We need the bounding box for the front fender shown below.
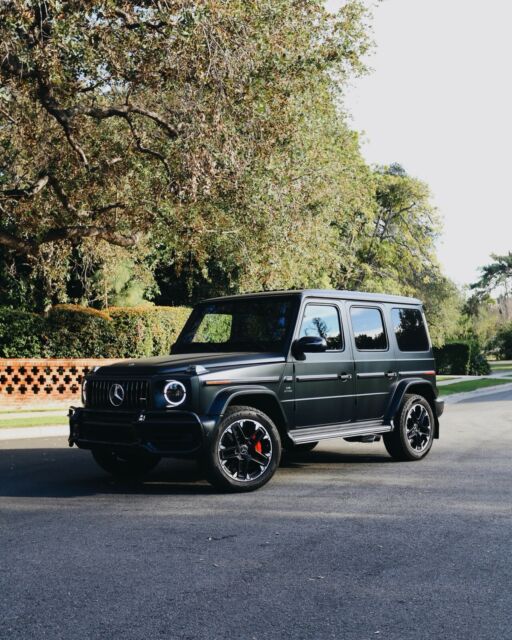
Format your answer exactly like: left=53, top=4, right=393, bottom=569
left=207, top=385, right=283, bottom=417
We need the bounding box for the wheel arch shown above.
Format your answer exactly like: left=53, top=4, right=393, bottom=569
left=384, top=378, right=440, bottom=438
left=207, top=386, right=291, bottom=445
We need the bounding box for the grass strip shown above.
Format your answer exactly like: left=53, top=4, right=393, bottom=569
left=0, top=416, right=69, bottom=429
left=0, top=407, right=68, bottom=415
left=439, top=378, right=512, bottom=396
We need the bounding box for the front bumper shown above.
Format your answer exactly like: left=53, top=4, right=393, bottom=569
left=69, top=407, right=214, bottom=457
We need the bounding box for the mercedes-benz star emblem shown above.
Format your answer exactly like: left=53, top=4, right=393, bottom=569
left=109, top=383, right=125, bottom=407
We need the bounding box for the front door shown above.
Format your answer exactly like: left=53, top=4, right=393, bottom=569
left=348, top=304, right=397, bottom=422
left=293, top=301, right=355, bottom=428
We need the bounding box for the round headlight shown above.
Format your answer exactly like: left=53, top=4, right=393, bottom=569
left=81, top=379, right=87, bottom=405
left=163, top=380, right=186, bottom=407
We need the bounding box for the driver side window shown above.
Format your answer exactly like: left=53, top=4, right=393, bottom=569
left=299, top=304, right=343, bottom=351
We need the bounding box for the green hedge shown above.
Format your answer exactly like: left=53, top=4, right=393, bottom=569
left=434, top=342, right=471, bottom=375
left=434, top=340, right=491, bottom=376
left=0, top=308, right=46, bottom=358
left=108, top=306, right=191, bottom=358
left=0, top=304, right=191, bottom=359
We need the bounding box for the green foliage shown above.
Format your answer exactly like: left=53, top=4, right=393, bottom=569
left=0, top=1, right=465, bottom=349
left=109, top=306, right=191, bottom=358
left=468, top=344, right=491, bottom=376
left=194, top=314, right=232, bottom=344
left=45, top=305, right=117, bottom=358
left=434, top=343, right=471, bottom=376
left=491, top=322, right=512, bottom=360
left=0, top=305, right=190, bottom=359
left=471, top=253, right=512, bottom=300
left=0, top=0, right=372, bottom=308
left=434, top=339, right=490, bottom=376
left=0, top=308, right=45, bottom=357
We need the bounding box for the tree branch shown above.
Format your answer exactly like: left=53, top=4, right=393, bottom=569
left=126, top=116, right=172, bottom=181
left=0, top=224, right=139, bottom=256
left=83, top=105, right=178, bottom=138
left=0, top=230, right=33, bottom=254
left=41, top=226, right=140, bottom=247
left=1, top=172, right=49, bottom=200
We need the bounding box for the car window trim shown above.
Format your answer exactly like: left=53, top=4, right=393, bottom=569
left=297, top=301, right=345, bottom=353
left=349, top=304, right=389, bottom=353
left=391, top=306, right=431, bottom=353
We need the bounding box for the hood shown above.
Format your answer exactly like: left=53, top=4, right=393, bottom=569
left=93, top=352, right=286, bottom=377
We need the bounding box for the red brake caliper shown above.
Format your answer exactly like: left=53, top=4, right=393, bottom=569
left=251, top=433, right=262, bottom=454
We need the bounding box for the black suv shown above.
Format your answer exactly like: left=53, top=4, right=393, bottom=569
left=69, top=290, right=444, bottom=491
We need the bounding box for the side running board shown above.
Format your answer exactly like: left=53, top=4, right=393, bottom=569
left=288, top=420, right=392, bottom=445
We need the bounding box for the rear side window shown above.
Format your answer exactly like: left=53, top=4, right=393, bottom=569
left=350, top=307, right=387, bottom=350
left=299, top=304, right=343, bottom=350
left=392, top=308, right=430, bottom=352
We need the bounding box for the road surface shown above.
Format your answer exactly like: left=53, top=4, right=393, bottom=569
left=1, top=390, right=511, bottom=639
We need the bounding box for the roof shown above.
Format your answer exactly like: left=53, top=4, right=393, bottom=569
left=203, top=289, right=422, bottom=305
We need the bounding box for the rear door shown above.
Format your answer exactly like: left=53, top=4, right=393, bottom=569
left=292, top=300, right=355, bottom=427
left=348, top=304, right=397, bottom=422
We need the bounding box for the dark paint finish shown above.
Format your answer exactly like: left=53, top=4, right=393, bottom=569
left=70, top=289, right=443, bottom=457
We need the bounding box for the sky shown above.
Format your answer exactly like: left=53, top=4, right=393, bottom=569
left=327, top=0, right=512, bottom=286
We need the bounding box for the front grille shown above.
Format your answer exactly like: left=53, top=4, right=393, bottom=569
left=76, top=409, right=203, bottom=453
left=87, top=379, right=150, bottom=410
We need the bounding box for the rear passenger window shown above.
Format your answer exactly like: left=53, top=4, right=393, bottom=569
left=350, top=307, right=387, bottom=350
left=299, top=304, right=343, bottom=350
left=392, top=308, right=430, bottom=351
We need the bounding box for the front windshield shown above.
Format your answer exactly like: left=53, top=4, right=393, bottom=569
left=173, top=296, right=299, bottom=353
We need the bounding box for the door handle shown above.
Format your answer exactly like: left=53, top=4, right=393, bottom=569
left=339, top=373, right=352, bottom=381
left=386, top=371, right=398, bottom=379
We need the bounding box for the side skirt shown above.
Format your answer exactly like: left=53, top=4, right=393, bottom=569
left=288, top=420, right=392, bottom=445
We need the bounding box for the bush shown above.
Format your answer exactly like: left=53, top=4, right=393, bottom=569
left=45, top=305, right=116, bottom=358
left=491, top=322, right=512, bottom=361
left=108, top=306, right=191, bottom=358
left=434, top=342, right=471, bottom=375
left=0, top=304, right=191, bottom=359
left=0, top=308, right=46, bottom=358
left=434, top=340, right=491, bottom=376
left=467, top=340, right=491, bottom=375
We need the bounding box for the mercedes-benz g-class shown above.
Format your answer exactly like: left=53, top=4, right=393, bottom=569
left=69, top=290, right=444, bottom=491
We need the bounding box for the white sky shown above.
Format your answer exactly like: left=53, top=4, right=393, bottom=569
left=327, top=0, right=512, bottom=286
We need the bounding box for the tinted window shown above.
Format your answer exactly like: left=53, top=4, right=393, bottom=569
left=392, top=308, right=429, bottom=351
left=299, top=304, right=343, bottom=350
left=174, top=297, right=298, bottom=353
left=350, top=307, right=387, bottom=350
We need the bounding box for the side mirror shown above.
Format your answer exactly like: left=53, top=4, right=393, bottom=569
left=293, top=335, right=327, bottom=356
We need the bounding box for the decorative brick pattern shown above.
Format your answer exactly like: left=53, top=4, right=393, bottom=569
left=0, top=359, right=123, bottom=408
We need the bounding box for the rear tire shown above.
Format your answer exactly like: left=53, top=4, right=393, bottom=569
left=384, top=394, right=435, bottom=461
left=91, top=448, right=161, bottom=478
left=203, top=405, right=282, bottom=492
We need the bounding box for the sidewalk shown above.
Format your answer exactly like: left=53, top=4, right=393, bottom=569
left=0, top=425, right=69, bottom=441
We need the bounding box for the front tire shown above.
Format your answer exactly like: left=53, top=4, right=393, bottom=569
left=91, top=448, right=161, bottom=478
left=204, top=406, right=282, bottom=492
left=384, top=394, right=435, bottom=461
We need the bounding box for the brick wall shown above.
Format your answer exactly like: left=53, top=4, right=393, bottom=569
left=0, top=359, right=123, bottom=409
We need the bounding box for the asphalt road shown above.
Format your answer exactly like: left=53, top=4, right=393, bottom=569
left=1, top=391, right=511, bottom=640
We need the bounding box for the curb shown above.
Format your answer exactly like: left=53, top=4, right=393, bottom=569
left=0, top=425, right=69, bottom=441
left=443, top=382, right=512, bottom=404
